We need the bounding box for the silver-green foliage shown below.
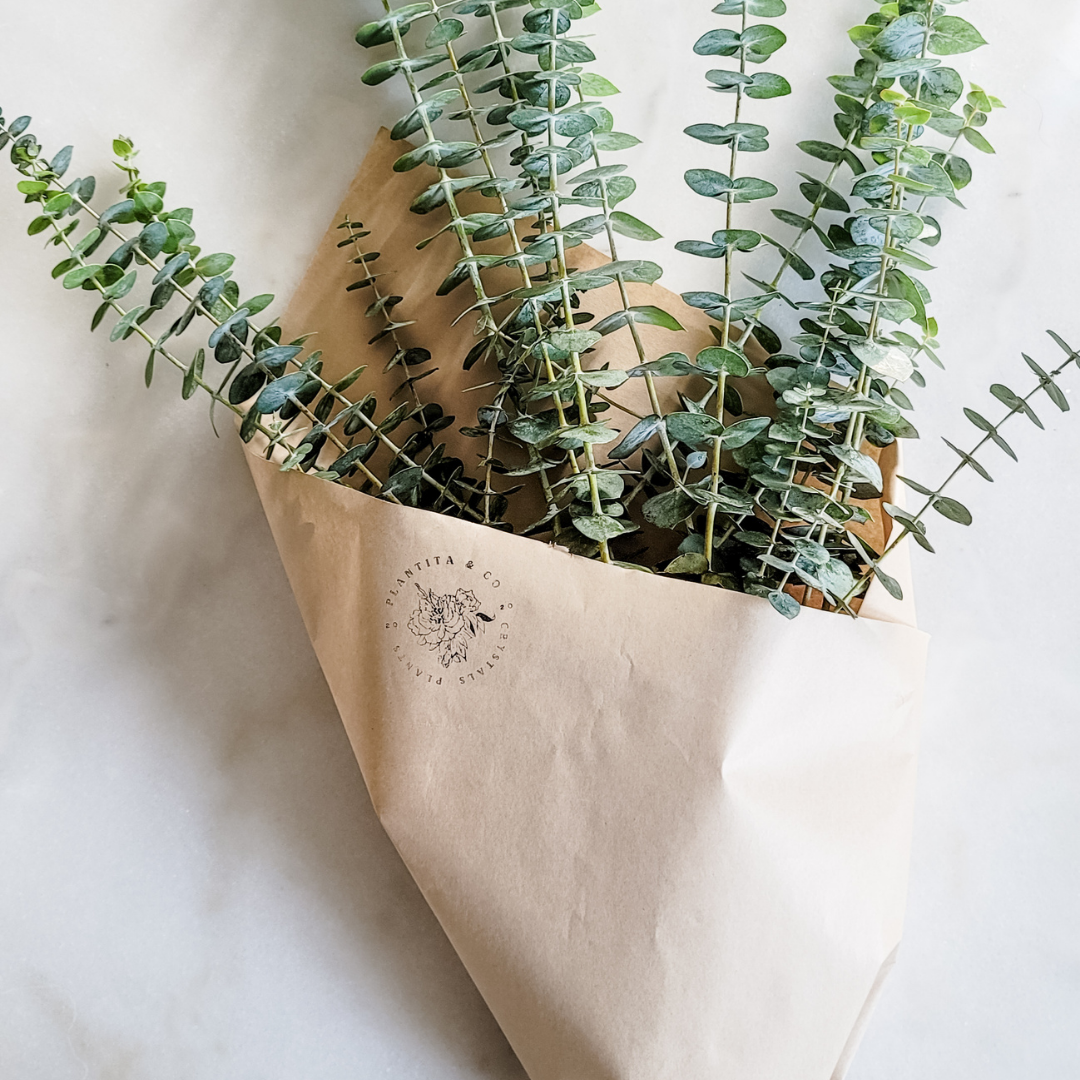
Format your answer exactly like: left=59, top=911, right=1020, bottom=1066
left=647, top=0, right=1073, bottom=616
left=357, top=0, right=684, bottom=564
left=4, top=0, right=1078, bottom=619
left=0, top=117, right=487, bottom=520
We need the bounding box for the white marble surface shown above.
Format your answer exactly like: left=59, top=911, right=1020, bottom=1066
left=1, top=1, right=1078, bottom=1076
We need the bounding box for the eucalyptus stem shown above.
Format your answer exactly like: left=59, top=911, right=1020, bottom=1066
left=847, top=332, right=1080, bottom=604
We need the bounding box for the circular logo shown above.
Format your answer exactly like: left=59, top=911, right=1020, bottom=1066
left=383, top=554, right=514, bottom=687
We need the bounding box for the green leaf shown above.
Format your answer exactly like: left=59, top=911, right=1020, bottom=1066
left=195, top=253, right=235, bottom=277
left=109, top=305, right=146, bottom=342
left=242, top=293, right=275, bottom=316
left=1024, top=352, right=1070, bottom=412
left=183, top=348, right=204, bottom=400
left=871, top=562, right=904, bottom=600
left=133, top=190, right=163, bottom=219
left=771, top=208, right=832, bottom=247
left=354, top=4, right=430, bottom=47
left=883, top=503, right=936, bottom=552
left=884, top=246, right=936, bottom=272
left=626, top=305, right=683, bottom=331
left=932, top=496, right=973, bottom=525
left=941, top=154, right=972, bottom=190
left=719, top=416, right=771, bottom=448
left=761, top=234, right=815, bottom=280
left=928, top=15, right=987, bottom=56
left=962, top=127, right=995, bottom=154
left=382, top=467, right=424, bottom=500
left=506, top=413, right=559, bottom=446
left=768, top=590, right=801, bottom=619
left=963, top=408, right=1017, bottom=460
left=739, top=23, right=787, bottom=63
left=872, top=13, right=927, bottom=61
left=675, top=240, right=724, bottom=259
left=51, top=258, right=78, bottom=280
left=609, top=211, right=661, bottom=241
left=102, top=269, right=138, bottom=301
left=686, top=122, right=770, bottom=152
left=943, top=438, right=994, bottom=482
left=665, top=412, right=725, bottom=449
left=745, top=71, right=791, bottom=98
left=50, top=145, right=73, bottom=177
left=579, top=72, right=620, bottom=96
left=818, top=558, right=856, bottom=604
left=44, top=191, right=73, bottom=214
left=714, top=229, right=763, bottom=254
left=797, top=140, right=860, bottom=173
left=255, top=372, right=308, bottom=414
left=239, top=403, right=261, bottom=443
left=328, top=441, right=377, bottom=475
left=98, top=199, right=136, bottom=227
left=138, top=221, right=168, bottom=259
left=664, top=553, right=709, bottom=576
left=848, top=24, right=880, bottom=48
left=832, top=443, right=883, bottom=490
left=712, top=0, right=786, bottom=14
left=608, top=414, right=662, bottom=459
left=685, top=169, right=779, bottom=203
left=797, top=173, right=849, bottom=213
left=603, top=259, right=663, bottom=285
left=426, top=17, right=463, bottom=46
left=902, top=65, right=964, bottom=108
left=1048, top=329, right=1078, bottom=360
left=572, top=513, right=636, bottom=542
left=567, top=372, right=623, bottom=395
left=851, top=340, right=915, bottom=381
left=990, top=383, right=1043, bottom=428
left=877, top=57, right=941, bottom=79
left=900, top=161, right=954, bottom=198
left=557, top=423, right=620, bottom=445
left=886, top=269, right=928, bottom=330
left=695, top=347, right=751, bottom=377
left=708, top=70, right=791, bottom=98
left=900, top=475, right=937, bottom=498
left=62, top=264, right=105, bottom=289
left=548, top=329, right=602, bottom=353
left=592, top=131, right=642, bottom=152
left=642, top=487, right=699, bottom=529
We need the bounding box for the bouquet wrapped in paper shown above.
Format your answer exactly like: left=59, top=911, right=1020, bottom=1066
left=4, top=1, right=1076, bottom=1075
left=246, top=132, right=928, bottom=1080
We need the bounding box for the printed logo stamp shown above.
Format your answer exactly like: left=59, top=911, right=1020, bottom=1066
left=383, top=554, right=513, bottom=685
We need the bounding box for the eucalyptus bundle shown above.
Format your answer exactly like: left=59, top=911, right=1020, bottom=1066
left=3, top=0, right=1076, bottom=622
left=2, top=0, right=1071, bottom=622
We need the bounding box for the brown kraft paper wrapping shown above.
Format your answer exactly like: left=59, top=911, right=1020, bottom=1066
left=243, top=130, right=930, bottom=1079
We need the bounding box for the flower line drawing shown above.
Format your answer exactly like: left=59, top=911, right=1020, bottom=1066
left=407, top=584, right=494, bottom=668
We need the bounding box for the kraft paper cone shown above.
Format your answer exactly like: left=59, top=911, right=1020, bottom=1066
left=242, top=130, right=929, bottom=1079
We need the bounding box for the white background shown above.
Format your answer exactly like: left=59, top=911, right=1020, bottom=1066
left=1, top=0, right=1078, bottom=1076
